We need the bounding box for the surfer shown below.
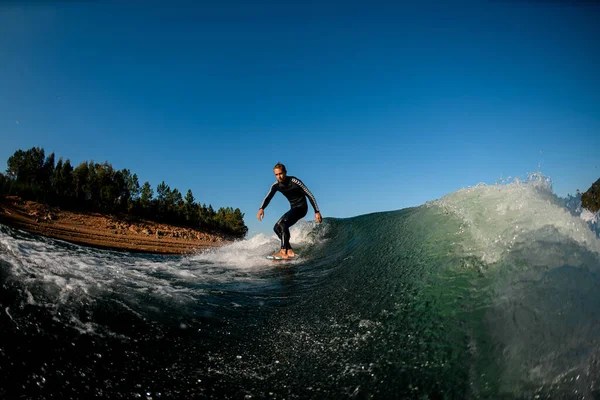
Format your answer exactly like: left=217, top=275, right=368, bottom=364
left=257, top=163, right=322, bottom=259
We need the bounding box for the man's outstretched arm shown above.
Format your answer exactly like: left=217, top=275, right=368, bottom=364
left=258, top=183, right=277, bottom=222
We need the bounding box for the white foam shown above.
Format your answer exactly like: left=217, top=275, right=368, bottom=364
left=580, top=208, right=598, bottom=224
left=431, top=173, right=600, bottom=264
left=0, top=219, right=326, bottom=311
left=189, top=232, right=280, bottom=268
left=188, top=220, right=325, bottom=268
left=287, top=220, right=327, bottom=245
left=0, top=225, right=254, bottom=308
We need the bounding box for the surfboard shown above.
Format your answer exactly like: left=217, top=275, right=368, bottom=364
left=266, top=255, right=296, bottom=261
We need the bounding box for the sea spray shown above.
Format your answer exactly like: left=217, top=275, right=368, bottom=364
left=427, top=174, right=600, bottom=398
left=432, top=172, right=600, bottom=265
left=1, top=175, right=599, bottom=399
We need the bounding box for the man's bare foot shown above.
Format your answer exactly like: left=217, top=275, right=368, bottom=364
left=287, top=249, right=295, bottom=258
left=273, top=249, right=289, bottom=259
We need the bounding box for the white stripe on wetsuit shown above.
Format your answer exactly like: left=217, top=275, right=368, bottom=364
left=260, top=182, right=277, bottom=209
left=291, top=177, right=319, bottom=213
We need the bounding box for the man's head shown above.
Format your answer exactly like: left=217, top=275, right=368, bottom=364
left=273, top=162, right=287, bottom=183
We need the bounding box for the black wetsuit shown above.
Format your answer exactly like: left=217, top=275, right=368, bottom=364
left=259, top=176, right=320, bottom=251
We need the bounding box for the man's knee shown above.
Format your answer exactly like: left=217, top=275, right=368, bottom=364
left=274, top=220, right=286, bottom=234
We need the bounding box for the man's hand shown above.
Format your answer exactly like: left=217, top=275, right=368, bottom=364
left=257, top=209, right=264, bottom=222
left=315, top=212, right=322, bottom=223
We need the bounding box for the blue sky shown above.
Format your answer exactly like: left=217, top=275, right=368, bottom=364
left=1, top=1, right=599, bottom=236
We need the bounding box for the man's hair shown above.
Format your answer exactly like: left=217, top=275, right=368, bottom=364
left=273, top=162, right=287, bottom=173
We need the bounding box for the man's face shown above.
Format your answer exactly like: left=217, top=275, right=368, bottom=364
left=274, top=168, right=286, bottom=183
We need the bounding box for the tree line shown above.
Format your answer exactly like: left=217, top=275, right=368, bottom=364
left=0, top=147, right=247, bottom=237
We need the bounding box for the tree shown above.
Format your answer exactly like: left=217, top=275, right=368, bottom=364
left=184, top=189, right=195, bottom=206
left=59, top=159, right=75, bottom=205
left=184, top=189, right=196, bottom=222
left=6, top=147, right=45, bottom=183
left=52, top=158, right=63, bottom=201
left=6, top=147, right=50, bottom=199
left=124, top=171, right=140, bottom=212
left=230, top=208, right=248, bottom=236
left=156, top=181, right=171, bottom=216
left=128, top=172, right=141, bottom=201
left=40, top=152, right=55, bottom=195
left=0, top=172, right=9, bottom=197
left=52, top=157, right=75, bottom=205
left=156, top=181, right=170, bottom=203
left=581, top=178, right=600, bottom=213
left=170, top=188, right=182, bottom=204
left=169, top=188, right=183, bottom=216
left=94, top=162, right=122, bottom=211
left=73, top=162, right=90, bottom=205
left=140, top=181, right=153, bottom=209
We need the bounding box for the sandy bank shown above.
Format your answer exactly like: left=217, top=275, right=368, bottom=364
left=0, top=196, right=231, bottom=255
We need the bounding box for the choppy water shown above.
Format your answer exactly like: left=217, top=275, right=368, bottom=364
left=1, top=176, right=599, bottom=399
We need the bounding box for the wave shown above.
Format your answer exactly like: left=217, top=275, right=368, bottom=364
left=1, top=174, right=599, bottom=399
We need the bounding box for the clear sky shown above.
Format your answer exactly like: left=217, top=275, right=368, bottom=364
left=1, top=0, right=599, bottom=237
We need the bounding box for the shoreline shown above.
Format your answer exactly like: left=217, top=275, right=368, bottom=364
left=0, top=196, right=232, bottom=255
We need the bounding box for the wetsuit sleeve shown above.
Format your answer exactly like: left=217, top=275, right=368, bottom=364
left=293, top=178, right=320, bottom=213
left=259, top=182, right=278, bottom=209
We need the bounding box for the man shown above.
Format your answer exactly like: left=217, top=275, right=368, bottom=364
left=257, top=163, right=322, bottom=259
